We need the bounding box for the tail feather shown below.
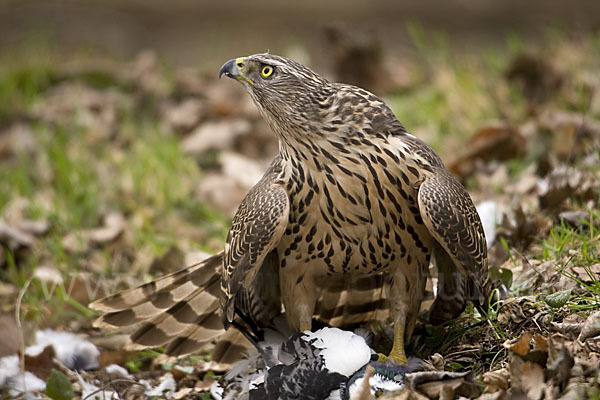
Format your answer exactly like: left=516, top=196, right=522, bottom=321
left=91, top=252, right=227, bottom=357
left=210, top=329, right=251, bottom=364
left=162, top=312, right=226, bottom=356
left=128, top=289, right=222, bottom=347
left=315, top=274, right=389, bottom=327
left=91, top=252, right=223, bottom=328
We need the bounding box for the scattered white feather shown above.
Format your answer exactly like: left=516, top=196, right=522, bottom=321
left=348, top=372, right=404, bottom=397
left=476, top=200, right=501, bottom=249
left=302, top=327, right=371, bottom=377
left=209, top=381, right=224, bottom=400
left=77, top=372, right=120, bottom=400
left=26, top=329, right=99, bottom=370
left=7, top=371, right=46, bottom=397
left=0, top=355, right=46, bottom=397
left=143, top=373, right=176, bottom=397
left=0, top=355, right=20, bottom=387
left=105, top=363, right=130, bottom=378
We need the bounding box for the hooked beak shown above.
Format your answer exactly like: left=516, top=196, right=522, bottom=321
left=219, top=57, right=254, bottom=85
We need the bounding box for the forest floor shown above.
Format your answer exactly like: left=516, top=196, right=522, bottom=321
left=0, top=28, right=599, bottom=399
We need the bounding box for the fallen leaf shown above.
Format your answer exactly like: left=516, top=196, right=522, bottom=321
left=449, top=124, right=526, bottom=179
left=0, top=219, right=35, bottom=250
left=545, top=288, right=572, bottom=308
left=481, top=368, right=510, bottom=392
left=45, top=368, right=74, bottom=400
left=578, top=310, right=600, bottom=342
left=0, top=312, right=27, bottom=359
left=546, top=346, right=574, bottom=391
left=520, top=361, right=544, bottom=400
left=25, top=345, right=56, bottom=380
left=162, top=98, right=206, bottom=132
left=558, top=210, right=595, bottom=229
left=504, top=332, right=533, bottom=356
left=173, top=387, right=194, bottom=399
left=195, top=373, right=217, bottom=391
left=89, top=212, right=125, bottom=244
left=506, top=51, right=563, bottom=103
left=149, top=246, right=185, bottom=275
left=17, top=219, right=50, bottom=236
left=350, top=364, right=375, bottom=400
left=195, top=172, right=248, bottom=217
left=550, top=321, right=584, bottom=336
left=532, top=334, right=548, bottom=352
left=538, top=165, right=599, bottom=211
left=495, top=206, right=542, bottom=251
left=180, top=119, right=251, bottom=155
left=220, top=151, right=266, bottom=189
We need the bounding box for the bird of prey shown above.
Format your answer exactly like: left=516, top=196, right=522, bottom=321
left=91, top=53, right=492, bottom=366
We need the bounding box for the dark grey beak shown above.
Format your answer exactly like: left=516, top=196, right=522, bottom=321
left=219, top=59, right=238, bottom=79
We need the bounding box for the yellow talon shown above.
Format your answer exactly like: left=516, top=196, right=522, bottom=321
left=378, top=323, right=409, bottom=365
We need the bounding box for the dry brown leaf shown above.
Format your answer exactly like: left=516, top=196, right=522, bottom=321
left=546, top=346, right=574, bottom=391
left=195, top=359, right=232, bottom=373
left=173, top=388, right=194, bottom=399
left=379, top=387, right=429, bottom=400
left=180, top=119, right=251, bottom=155
left=162, top=98, right=206, bottom=132
left=17, top=219, right=49, bottom=236
left=558, top=210, right=595, bottom=229
left=538, top=165, right=599, bottom=211
left=350, top=364, right=374, bottom=400
left=194, top=373, right=216, bottom=391
left=195, top=172, right=248, bottom=217
left=520, top=361, right=544, bottom=400
left=89, top=212, right=125, bottom=244
left=497, top=296, right=540, bottom=326
left=416, top=376, right=479, bottom=400
left=504, top=332, right=533, bottom=356
left=24, top=345, right=56, bottom=380
left=482, top=369, right=510, bottom=393
left=533, top=334, right=548, bottom=352
left=220, top=151, right=266, bottom=189
left=506, top=52, right=563, bottom=103
left=62, top=212, right=126, bottom=253
left=578, top=310, right=600, bottom=343
left=33, top=265, right=63, bottom=286
left=0, top=219, right=35, bottom=250
left=495, top=206, right=542, bottom=251
left=149, top=246, right=185, bottom=275
left=449, top=124, right=526, bottom=179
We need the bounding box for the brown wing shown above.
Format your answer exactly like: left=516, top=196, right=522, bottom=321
left=417, top=169, right=491, bottom=322
left=90, top=253, right=227, bottom=356
left=222, top=157, right=289, bottom=324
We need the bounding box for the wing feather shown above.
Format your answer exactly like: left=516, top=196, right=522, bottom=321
left=417, top=170, right=490, bottom=312
left=222, top=157, right=290, bottom=324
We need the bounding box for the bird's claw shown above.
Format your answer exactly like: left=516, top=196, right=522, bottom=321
left=377, top=352, right=408, bottom=365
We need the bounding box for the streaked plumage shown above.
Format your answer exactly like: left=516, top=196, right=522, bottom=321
left=91, top=53, right=492, bottom=367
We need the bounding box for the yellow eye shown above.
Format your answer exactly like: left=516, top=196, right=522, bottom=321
left=261, top=65, right=274, bottom=77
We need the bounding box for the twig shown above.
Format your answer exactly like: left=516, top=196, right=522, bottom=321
left=15, top=277, right=34, bottom=386
left=83, top=379, right=145, bottom=400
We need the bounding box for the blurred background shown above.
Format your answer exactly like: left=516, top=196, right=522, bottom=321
left=2, top=0, right=600, bottom=70
left=1, top=1, right=599, bottom=396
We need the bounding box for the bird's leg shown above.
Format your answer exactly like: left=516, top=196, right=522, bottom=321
left=281, top=267, right=318, bottom=332
left=387, top=322, right=409, bottom=364
left=379, top=263, right=426, bottom=365
left=377, top=312, right=409, bottom=365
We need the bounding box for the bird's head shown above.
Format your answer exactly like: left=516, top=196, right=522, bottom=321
left=219, top=53, right=335, bottom=139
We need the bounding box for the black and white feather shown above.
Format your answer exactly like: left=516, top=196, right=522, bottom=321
left=212, top=326, right=411, bottom=400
